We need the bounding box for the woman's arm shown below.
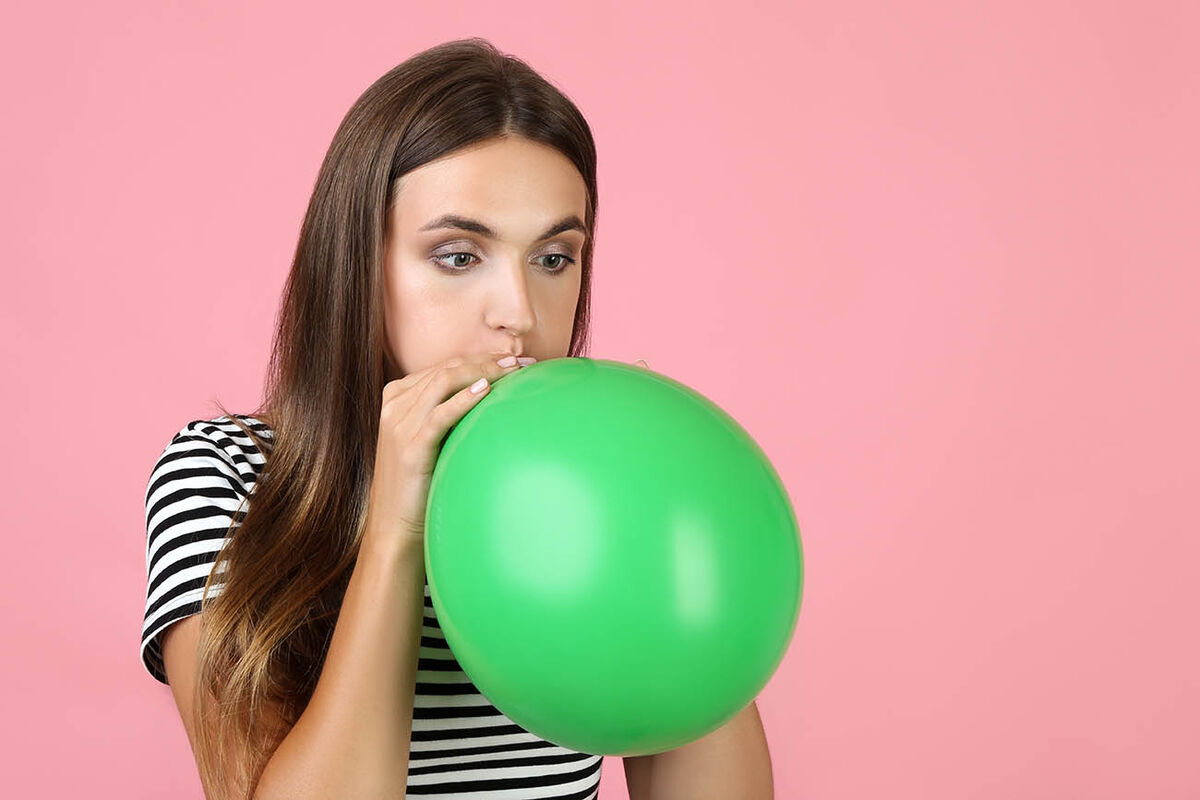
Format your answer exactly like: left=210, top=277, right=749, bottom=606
left=253, top=533, right=426, bottom=799
left=625, top=702, right=774, bottom=800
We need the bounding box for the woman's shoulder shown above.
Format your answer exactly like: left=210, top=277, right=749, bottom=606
left=152, top=413, right=275, bottom=486
left=166, top=413, right=274, bottom=445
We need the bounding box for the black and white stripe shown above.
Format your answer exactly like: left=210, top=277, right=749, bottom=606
left=142, top=414, right=603, bottom=799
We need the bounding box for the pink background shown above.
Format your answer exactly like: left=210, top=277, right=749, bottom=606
left=2, top=1, right=1197, bottom=797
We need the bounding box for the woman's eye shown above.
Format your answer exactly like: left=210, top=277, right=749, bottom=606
left=432, top=252, right=478, bottom=271
left=431, top=252, right=576, bottom=274
left=536, top=253, right=576, bottom=273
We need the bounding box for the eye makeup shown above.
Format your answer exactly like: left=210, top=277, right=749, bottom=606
left=429, top=243, right=578, bottom=275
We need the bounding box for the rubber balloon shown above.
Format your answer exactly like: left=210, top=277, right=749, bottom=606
left=424, top=357, right=802, bottom=756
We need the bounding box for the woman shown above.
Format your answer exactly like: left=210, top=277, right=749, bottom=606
left=141, top=38, right=619, bottom=799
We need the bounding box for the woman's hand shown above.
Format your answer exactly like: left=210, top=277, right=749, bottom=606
left=364, top=351, right=535, bottom=549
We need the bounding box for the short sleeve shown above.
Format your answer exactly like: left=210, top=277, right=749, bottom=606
left=140, top=419, right=253, bottom=685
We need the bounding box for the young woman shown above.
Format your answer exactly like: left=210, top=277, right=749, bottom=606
left=141, top=38, right=620, bottom=800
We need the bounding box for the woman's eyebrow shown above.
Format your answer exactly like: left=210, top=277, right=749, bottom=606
left=419, top=213, right=586, bottom=242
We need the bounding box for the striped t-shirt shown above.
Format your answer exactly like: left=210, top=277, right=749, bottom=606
left=141, top=414, right=604, bottom=799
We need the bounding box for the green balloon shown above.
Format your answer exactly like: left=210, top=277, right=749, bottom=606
left=425, top=357, right=803, bottom=756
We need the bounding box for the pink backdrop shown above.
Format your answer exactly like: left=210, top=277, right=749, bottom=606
left=2, top=2, right=1197, bottom=797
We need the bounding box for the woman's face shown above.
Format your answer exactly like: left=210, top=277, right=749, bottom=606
left=382, top=135, right=588, bottom=380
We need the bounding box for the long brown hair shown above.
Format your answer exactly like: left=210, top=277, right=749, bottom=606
left=192, top=37, right=598, bottom=799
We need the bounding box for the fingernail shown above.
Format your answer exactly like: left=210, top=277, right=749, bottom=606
left=497, top=356, right=518, bottom=367
left=469, top=377, right=489, bottom=394
left=517, top=357, right=537, bottom=366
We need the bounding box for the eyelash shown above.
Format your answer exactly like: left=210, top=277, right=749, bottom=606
left=431, top=252, right=577, bottom=275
